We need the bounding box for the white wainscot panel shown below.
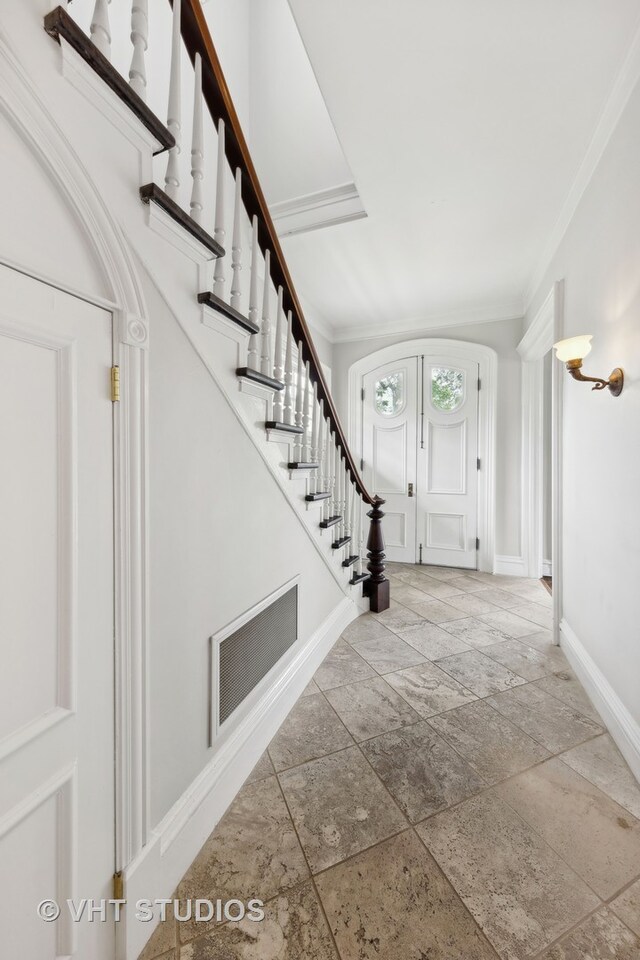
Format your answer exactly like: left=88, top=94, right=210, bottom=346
left=0, top=770, right=75, bottom=958
left=0, top=329, right=75, bottom=755
left=426, top=513, right=466, bottom=551
left=382, top=511, right=406, bottom=548
left=427, top=420, right=466, bottom=494
left=372, top=423, right=406, bottom=494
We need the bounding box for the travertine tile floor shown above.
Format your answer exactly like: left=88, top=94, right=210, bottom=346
left=141, top=565, right=640, bottom=960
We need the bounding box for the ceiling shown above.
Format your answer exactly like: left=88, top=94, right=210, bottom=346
left=273, top=0, right=640, bottom=340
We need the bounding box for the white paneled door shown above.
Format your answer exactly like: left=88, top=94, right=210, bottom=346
left=418, top=357, right=479, bottom=568
left=0, top=265, right=115, bottom=960
left=362, top=358, right=418, bottom=563
left=362, top=355, right=479, bottom=567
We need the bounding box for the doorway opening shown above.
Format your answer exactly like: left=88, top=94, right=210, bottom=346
left=348, top=339, right=497, bottom=572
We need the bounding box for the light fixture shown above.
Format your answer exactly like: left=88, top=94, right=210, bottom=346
left=553, top=335, right=624, bottom=397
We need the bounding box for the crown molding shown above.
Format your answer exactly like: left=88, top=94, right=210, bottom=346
left=271, top=182, right=366, bottom=237
left=330, top=298, right=524, bottom=344
left=524, top=18, right=640, bottom=311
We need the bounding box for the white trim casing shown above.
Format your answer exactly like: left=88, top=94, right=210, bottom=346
left=517, top=281, right=564, bottom=643
left=347, top=338, right=498, bottom=573
left=560, top=619, right=640, bottom=784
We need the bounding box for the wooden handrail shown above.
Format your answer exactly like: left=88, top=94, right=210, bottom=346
left=174, top=0, right=376, bottom=505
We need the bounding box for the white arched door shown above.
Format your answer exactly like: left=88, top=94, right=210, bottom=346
left=362, top=354, right=479, bottom=567
left=418, top=357, right=479, bottom=568
left=362, top=358, right=419, bottom=563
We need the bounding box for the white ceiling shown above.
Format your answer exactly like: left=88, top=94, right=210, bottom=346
left=277, top=0, right=640, bottom=340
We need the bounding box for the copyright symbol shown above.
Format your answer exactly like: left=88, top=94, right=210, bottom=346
left=38, top=900, right=60, bottom=922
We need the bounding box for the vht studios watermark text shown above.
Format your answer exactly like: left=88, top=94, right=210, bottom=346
left=37, top=898, right=264, bottom=923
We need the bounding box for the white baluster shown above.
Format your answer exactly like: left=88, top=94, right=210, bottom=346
left=339, top=459, right=346, bottom=539
left=324, top=424, right=333, bottom=521
left=189, top=54, right=204, bottom=224
left=260, top=251, right=272, bottom=377
left=356, top=496, right=364, bottom=576
left=164, top=0, right=181, bottom=201
left=317, top=402, right=325, bottom=495
left=303, top=362, right=312, bottom=462
left=332, top=444, right=340, bottom=522
left=344, top=473, right=352, bottom=554
left=247, top=217, right=259, bottom=368
left=283, top=311, right=295, bottom=424
left=272, top=288, right=285, bottom=421
left=294, top=347, right=304, bottom=460
left=129, top=0, right=148, bottom=98
left=230, top=169, right=242, bottom=311
left=213, top=120, right=226, bottom=297
left=91, top=0, right=112, bottom=60
left=310, top=381, right=319, bottom=485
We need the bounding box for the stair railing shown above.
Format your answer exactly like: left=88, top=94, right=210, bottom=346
left=45, top=0, right=390, bottom=612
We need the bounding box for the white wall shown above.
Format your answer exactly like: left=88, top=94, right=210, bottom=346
left=332, top=319, right=523, bottom=558
left=143, top=268, right=344, bottom=822
left=526, top=76, right=640, bottom=733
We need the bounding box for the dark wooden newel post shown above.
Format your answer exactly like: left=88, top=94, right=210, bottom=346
left=363, top=496, right=390, bottom=613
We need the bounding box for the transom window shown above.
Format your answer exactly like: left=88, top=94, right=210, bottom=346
left=431, top=367, right=464, bottom=411
left=375, top=371, right=405, bottom=417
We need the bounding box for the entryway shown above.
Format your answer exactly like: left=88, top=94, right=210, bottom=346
left=350, top=339, right=497, bottom=571
left=0, top=264, right=116, bottom=960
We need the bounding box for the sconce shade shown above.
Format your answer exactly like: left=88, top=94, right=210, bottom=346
left=554, top=335, right=593, bottom=362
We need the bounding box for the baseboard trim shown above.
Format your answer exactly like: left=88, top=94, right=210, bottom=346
left=542, top=560, right=552, bottom=577
left=560, top=618, right=640, bottom=783
left=118, top=596, right=357, bottom=960
left=494, top=555, right=527, bottom=577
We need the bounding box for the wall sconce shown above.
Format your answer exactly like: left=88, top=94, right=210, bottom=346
left=553, top=335, right=624, bottom=397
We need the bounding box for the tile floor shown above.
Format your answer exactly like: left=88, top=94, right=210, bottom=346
left=140, top=565, right=640, bottom=960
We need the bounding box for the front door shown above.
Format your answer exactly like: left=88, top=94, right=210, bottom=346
left=417, top=357, right=479, bottom=568
left=362, top=358, right=418, bottom=562
left=0, top=265, right=115, bottom=960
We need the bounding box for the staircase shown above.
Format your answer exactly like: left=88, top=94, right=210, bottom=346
left=44, top=0, right=390, bottom=613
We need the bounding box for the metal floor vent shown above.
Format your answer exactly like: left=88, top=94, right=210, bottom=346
left=218, top=585, right=298, bottom=725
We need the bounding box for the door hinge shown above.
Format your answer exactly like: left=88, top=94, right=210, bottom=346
left=475, top=537, right=480, bottom=550
left=360, top=457, right=364, bottom=471
left=361, top=387, right=365, bottom=402
left=477, top=457, right=481, bottom=471
left=419, top=543, right=423, bottom=564
left=477, top=377, right=481, bottom=391
left=113, top=871, right=124, bottom=900
left=111, top=365, right=121, bottom=403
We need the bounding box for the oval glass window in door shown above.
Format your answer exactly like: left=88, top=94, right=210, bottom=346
left=374, top=370, right=405, bottom=417
left=431, top=367, right=464, bottom=411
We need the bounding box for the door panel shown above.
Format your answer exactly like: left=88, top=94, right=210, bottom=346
left=0, top=264, right=115, bottom=960
left=362, top=358, right=418, bottom=562
left=418, top=358, right=479, bottom=568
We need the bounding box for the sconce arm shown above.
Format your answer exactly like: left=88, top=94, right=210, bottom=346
left=565, top=360, right=608, bottom=391
left=565, top=358, right=624, bottom=396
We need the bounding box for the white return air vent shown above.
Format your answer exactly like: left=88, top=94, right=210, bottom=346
left=210, top=579, right=299, bottom=739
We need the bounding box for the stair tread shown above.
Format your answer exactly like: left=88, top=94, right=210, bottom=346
left=236, top=367, right=284, bottom=391
left=305, top=491, right=330, bottom=502
left=319, top=516, right=341, bottom=529
left=199, top=292, right=259, bottom=333
left=288, top=462, right=319, bottom=470
left=350, top=572, right=371, bottom=586
left=342, top=555, right=359, bottom=567
left=141, top=184, right=225, bottom=257
left=44, top=7, right=174, bottom=153
left=265, top=421, right=304, bottom=434
left=332, top=536, right=351, bottom=550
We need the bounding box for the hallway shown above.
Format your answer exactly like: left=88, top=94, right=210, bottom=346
left=140, top=566, right=640, bottom=960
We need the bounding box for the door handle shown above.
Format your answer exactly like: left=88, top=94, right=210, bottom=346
left=408, top=482, right=414, bottom=498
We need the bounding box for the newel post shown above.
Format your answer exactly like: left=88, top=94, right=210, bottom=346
left=363, top=495, right=390, bottom=612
